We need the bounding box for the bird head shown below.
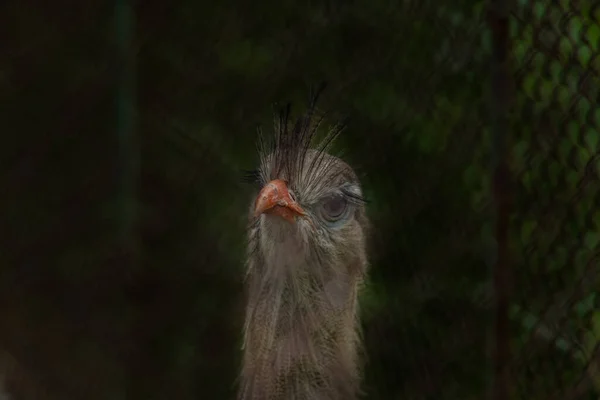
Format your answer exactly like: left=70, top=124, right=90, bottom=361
left=246, top=96, right=368, bottom=276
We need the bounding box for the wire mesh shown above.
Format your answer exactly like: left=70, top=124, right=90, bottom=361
left=509, top=0, right=600, bottom=399
left=1, top=0, right=600, bottom=399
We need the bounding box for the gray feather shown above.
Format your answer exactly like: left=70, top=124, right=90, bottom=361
left=239, top=100, right=369, bottom=400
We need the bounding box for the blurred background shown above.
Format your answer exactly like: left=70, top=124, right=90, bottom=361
left=1, top=0, right=599, bottom=399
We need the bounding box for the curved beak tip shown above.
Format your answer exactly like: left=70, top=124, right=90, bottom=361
left=253, top=179, right=305, bottom=223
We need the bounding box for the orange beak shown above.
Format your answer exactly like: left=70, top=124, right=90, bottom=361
left=253, top=179, right=305, bottom=223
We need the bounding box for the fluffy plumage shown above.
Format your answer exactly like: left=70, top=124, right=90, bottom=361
left=239, top=90, right=369, bottom=400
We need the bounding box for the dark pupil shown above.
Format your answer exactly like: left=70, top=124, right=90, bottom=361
left=322, top=195, right=347, bottom=219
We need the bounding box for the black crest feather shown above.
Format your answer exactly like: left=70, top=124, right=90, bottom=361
left=244, top=83, right=349, bottom=194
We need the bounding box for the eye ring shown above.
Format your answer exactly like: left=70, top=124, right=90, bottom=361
left=319, top=193, right=349, bottom=223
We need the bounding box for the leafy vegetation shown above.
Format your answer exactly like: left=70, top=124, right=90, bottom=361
left=1, top=0, right=598, bottom=399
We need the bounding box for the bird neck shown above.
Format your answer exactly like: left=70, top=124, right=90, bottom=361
left=239, top=253, right=362, bottom=400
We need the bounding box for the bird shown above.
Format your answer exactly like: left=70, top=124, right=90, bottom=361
left=239, top=90, right=370, bottom=400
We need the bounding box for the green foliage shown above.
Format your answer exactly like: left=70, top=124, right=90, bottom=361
left=508, top=1, right=600, bottom=398
left=3, top=0, right=600, bottom=398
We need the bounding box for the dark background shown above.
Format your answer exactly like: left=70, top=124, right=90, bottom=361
left=1, top=0, right=599, bottom=399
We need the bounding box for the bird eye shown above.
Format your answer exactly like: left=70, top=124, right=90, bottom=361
left=319, top=194, right=349, bottom=222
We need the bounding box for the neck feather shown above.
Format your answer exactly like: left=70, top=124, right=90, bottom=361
left=239, top=244, right=362, bottom=400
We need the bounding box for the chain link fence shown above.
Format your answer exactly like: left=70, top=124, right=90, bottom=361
left=1, top=0, right=599, bottom=399
left=509, top=0, right=600, bottom=399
